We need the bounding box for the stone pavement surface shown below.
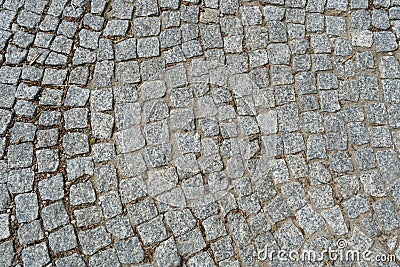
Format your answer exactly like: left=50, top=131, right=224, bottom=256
left=1, top=0, right=400, bottom=266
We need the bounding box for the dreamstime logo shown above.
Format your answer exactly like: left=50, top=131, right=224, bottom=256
left=118, top=61, right=279, bottom=208
left=256, top=239, right=397, bottom=263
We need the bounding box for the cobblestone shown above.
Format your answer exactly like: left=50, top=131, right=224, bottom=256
left=0, top=1, right=399, bottom=266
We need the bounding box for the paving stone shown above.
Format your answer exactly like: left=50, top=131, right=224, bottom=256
left=63, top=133, right=89, bottom=156
left=267, top=44, right=291, bottom=65
left=89, top=249, right=121, bottom=267
left=296, top=205, right=325, bottom=234
left=98, top=38, right=114, bottom=61
left=369, top=126, right=392, bottom=148
left=376, top=150, right=400, bottom=184
left=200, top=25, right=223, bottom=49
left=45, top=51, right=69, bottom=68
left=21, top=242, right=50, bottom=267
left=306, top=134, right=327, bottom=160
left=114, top=38, right=136, bottom=62
left=344, top=194, right=371, bottom=219
left=0, top=214, right=10, bottom=240
left=137, top=37, right=160, bottom=58
left=118, top=152, right=147, bottom=177
left=106, top=215, right=134, bottom=239
left=362, top=214, right=382, bottom=238
left=114, top=86, right=138, bottom=103
left=114, top=237, right=144, bottom=264
left=18, top=219, right=44, bottom=245
left=135, top=0, right=159, bottom=16
left=348, top=122, right=370, bottom=145
left=350, top=0, right=369, bottom=8
left=0, top=240, right=13, bottom=267
left=137, top=216, right=168, bottom=246
left=0, top=138, right=5, bottom=159
left=170, top=108, right=195, bottom=131
left=360, top=170, right=386, bottom=197
left=306, top=13, right=325, bottom=32
left=389, top=104, right=400, bottom=129
left=164, top=209, right=196, bottom=237
left=111, top=0, right=134, bottom=19
left=115, top=102, right=141, bottom=130
left=181, top=24, right=199, bottom=42
left=8, top=143, right=33, bottom=169
left=274, top=221, right=304, bottom=251
left=38, top=174, right=64, bottom=201
left=116, top=126, right=145, bottom=153
left=383, top=79, right=400, bottom=103
left=372, top=9, right=390, bottom=29
left=312, top=54, right=333, bottom=71
left=0, top=66, right=21, bottom=85
left=0, top=162, right=7, bottom=184
left=7, top=168, right=34, bottom=194
left=176, top=228, right=206, bottom=255
left=0, top=194, right=10, bottom=229
left=321, top=205, right=349, bottom=235
left=74, top=206, right=103, bottom=228
left=145, top=145, right=171, bottom=168
left=0, top=85, right=15, bottom=108
left=67, top=66, right=90, bottom=84
left=187, top=252, right=216, bottom=267
left=66, top=157, right=94, bottom=181
left=308, top=185, right=335, bottom=209
left=320, top=90, right=340, bottom=112
left=318, top=73, right=338, bottom=90
left=286, top=9, right=305, bottom=23
left=201, top=215, right=227, bottom=241
left=269, top=21, right=288, bottom=42
left=57, top=20, right=78, bottom=38
left=326, top=16, right=346, bottom=36
left=94, top=61, right=115, bottom=87
left=41, top=201, right=69, bottom=231
left=359, top=74, right=380, bottom=100
left=117, top=61, right=141, bottom=85
left=15, top=193, right=38, bottom=223
left=103, top=20, right=129, bottom=37
left=157, top=187, right=187, bottom=210
left=69, top=180, right=96, bottom=206
left=55, top=254, right=86, bottom=267
left=310, top=34, right=330, bottom=53
left=48, top=225, right=78, bottom=253
left=375, top=32, right=398, bottom=52
left=15, top=83, right=40, bottom=100
left=14, top=100, right=37, bottom=118
left=99, top=190, right=122, bottom=219
left=301, top=111, right=324, bottom=133
left=92, top=165, right=117, bottom=194
left=309, top=161, right=332, bottom=185
left=78, top=226, right=111, bottom=255
left=336, top=174, right=359, bottom=200
left=281, top=182, right=307, bottom=211
left=36, top=149, right=59, bottom=173
left=219, top=259, right=240, bottom=267
left=373, top=199, right=400, bottom=231
left=83, top=13, right=105, bottom=31
left=161, top=0, right=180, bottom=10
left=380, top=56, right=400, bottom=79
left=91, top=112, right=114, bottom=139
left=263, top=196, right=292, bottom=225
left=91, top=88, right=113, bottom=112
left=329, top=152, right=354, bottom=173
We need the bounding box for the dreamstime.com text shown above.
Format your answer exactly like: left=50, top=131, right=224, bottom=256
left=256, top=239, right=397, bottom=263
